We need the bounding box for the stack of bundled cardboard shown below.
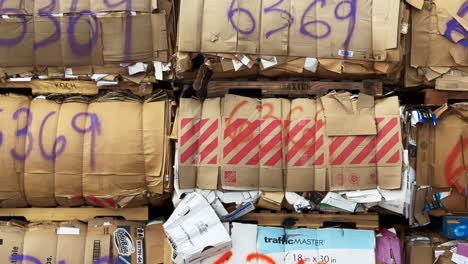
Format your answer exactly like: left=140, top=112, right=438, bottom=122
left=176, top=0, right=409, bottom=82
left=0, top=0, right=177, bottom=82
left=405, top=0, right=468, bottom=89
left=177, top=92, right=403, bottom=192
left=0, top=219, right=172, bottom=264
left=0, top=91, right=173, bottom=208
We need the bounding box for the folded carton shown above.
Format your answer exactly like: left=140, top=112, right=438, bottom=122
left=178, top=92, right=402, bottom=192
left=164, top=192, right=232, bottom=264
left=145, top=221, right=172, bottom=264
left=417, top=104, right=468, bottom=194
left=257, top=227, right=376, bottom=264
left=84, top=218, right=145, bottom=264
left=0, top=95, right=30, bottom=208
left=0, top=221, right=26, bottom=264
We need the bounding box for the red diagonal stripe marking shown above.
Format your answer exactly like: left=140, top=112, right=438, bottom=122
left=181, top=118, right=192, bottom=130
left=376, top=117, right=385, bottom=124
left=263, top=148, right=283, bottom=167
left=287, top=120, right=311, bottom=144
left=313, top=153, right=325, bottom=166
left=287, top=121, right=324, bottom=163
left=86, top=195, right=106, bottom=208
left=224, top=119, right=249, bottom=139
left=247, top=121, right=282, bottom=165
left=180, top=138, right=200, bottom=163
left=224, top=120, right=261, bottom=158
left=199, top=120, right=219, bottom=145
left=103, top=198, right=117, bottom=208
left=386, top=150, right=400, bottom=164
left=230, top=119, right=279, bottom=165
left=351, top=137, right=377, bottom=165
left=208, top=156, right=217, bottom=165
left=196, top=138, right=218, bottom=164
left=229, top=133, right=261, bottom=165
left=329, top=136, right=348, bottom=155
left=331, top=136, right=368, bottom=165
left=376, top=117, right=398, bottom=144
left=375, top=133, right=400, bottom=163
left=180, top=119, right=208, bottom=147
left=294, top=136, right=324, bottom=167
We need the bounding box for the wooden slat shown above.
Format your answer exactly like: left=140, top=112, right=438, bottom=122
left=206, top=80, right=383, bottom=97
left=423, top=89, right=468, bottom=105
left=0, top=80, right=153, bottom=96
left=241, top=212, right=379, bottom=230
left=0, top=207, right=148, bottom=222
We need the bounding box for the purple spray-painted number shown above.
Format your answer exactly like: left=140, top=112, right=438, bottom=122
left=39, top=111, right=67, bottom=161
left=0, top=0, right=28, bottom=46
left=228, top=0, right=256, bottom=35
left=444, top=2, right=468, bottom=47
left=10, top=255, right=42, bottom=264
left=334, top=0, right=357, bottom=58
left=103, top=0, right=133, bottom=62
left=34, top=14, right=61, bottom=51
left=37, top=0, right=57, bottom=14
left=300, top=0, right=331, bottom=39
left=10, top=108, right=33, bottom=161
left=67, top=12, right=100, bottom=56
left=72, top=112, right=101, bottom=170
left=264, top=0, right=294, bottom=39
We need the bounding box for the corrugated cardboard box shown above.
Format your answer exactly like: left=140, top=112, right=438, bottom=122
left=178, top=92, right=402, bottom=192
left=0, top=221, right=26, bottom=264
left=0, top=95, right=30, bottom=208
left=417, top=104, right=468, bottom=192
left=84, top=218, right=145, bottom=264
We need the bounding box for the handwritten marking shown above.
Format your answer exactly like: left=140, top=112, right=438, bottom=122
left=10, top=108, right=33, bottom=161
left=71, top=112, right=101, bottom=170
left=228, top=0, right=256, bottom=35
left=39, top=111, right=67, bottom=161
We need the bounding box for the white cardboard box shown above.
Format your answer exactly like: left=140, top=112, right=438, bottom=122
left=164, top=192, right=232, bottom=264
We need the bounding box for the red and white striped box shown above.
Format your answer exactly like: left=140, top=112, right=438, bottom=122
left=178, top=98, right=202, bottom=189
left=222, top=95, right=261, bottom=190
left=285, top=98, right=327, bottom=191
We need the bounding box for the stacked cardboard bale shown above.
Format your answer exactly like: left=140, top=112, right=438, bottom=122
left=0, top=91, right=173, bottom=208
left=0, top=0, right=176, bottom=80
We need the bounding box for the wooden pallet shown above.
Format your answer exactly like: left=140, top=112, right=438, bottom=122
left=206, top=80, right=383, bottom=98
left=422, top=89, right=468, bottom=105
left=0, top=80, right=153, bottom=96
left=0, top=207, right=148, bottom=222
left=241, top=212, right=379, bottom=230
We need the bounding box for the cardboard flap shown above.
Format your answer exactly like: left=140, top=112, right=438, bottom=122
left=321, top=93, right=377, bottom=136
left=406, top=0, right=424, bottom=9
left=372, top=0, right=401, bottom=60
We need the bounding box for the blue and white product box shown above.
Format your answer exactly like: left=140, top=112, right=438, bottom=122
left=257, top=227, right=376, bottom=264
left=442, top=216, right=468, bottom=239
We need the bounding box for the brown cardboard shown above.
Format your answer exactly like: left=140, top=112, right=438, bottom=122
left=406, top=243, right=434, bottom=264
left=24, top=99, right=61, bottom=207
left=0, top=221, right=26, bottom=264
left=0, top=95, right=29, bottom=208
left=83, top=101, right=146, bottom=208
left=91, top=0, right=152, bottom=12
left=84, top=218, right=145, bottom=264
left=416, top=104, right=468, bottom=192
left=145, top=222, right=166, bottom=264
left=0, top=16, right=34, bottom=67
left=23, top=222, right=58, bottom=264
left=178, top=0, right=402, bottom=61
left=143, top=101, right=167, bottom=195
left=100, top=14, right=153, bottom=64
left=56, top=221, right=87, bottom=264
left=55, top=102, right=88, bottom=207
